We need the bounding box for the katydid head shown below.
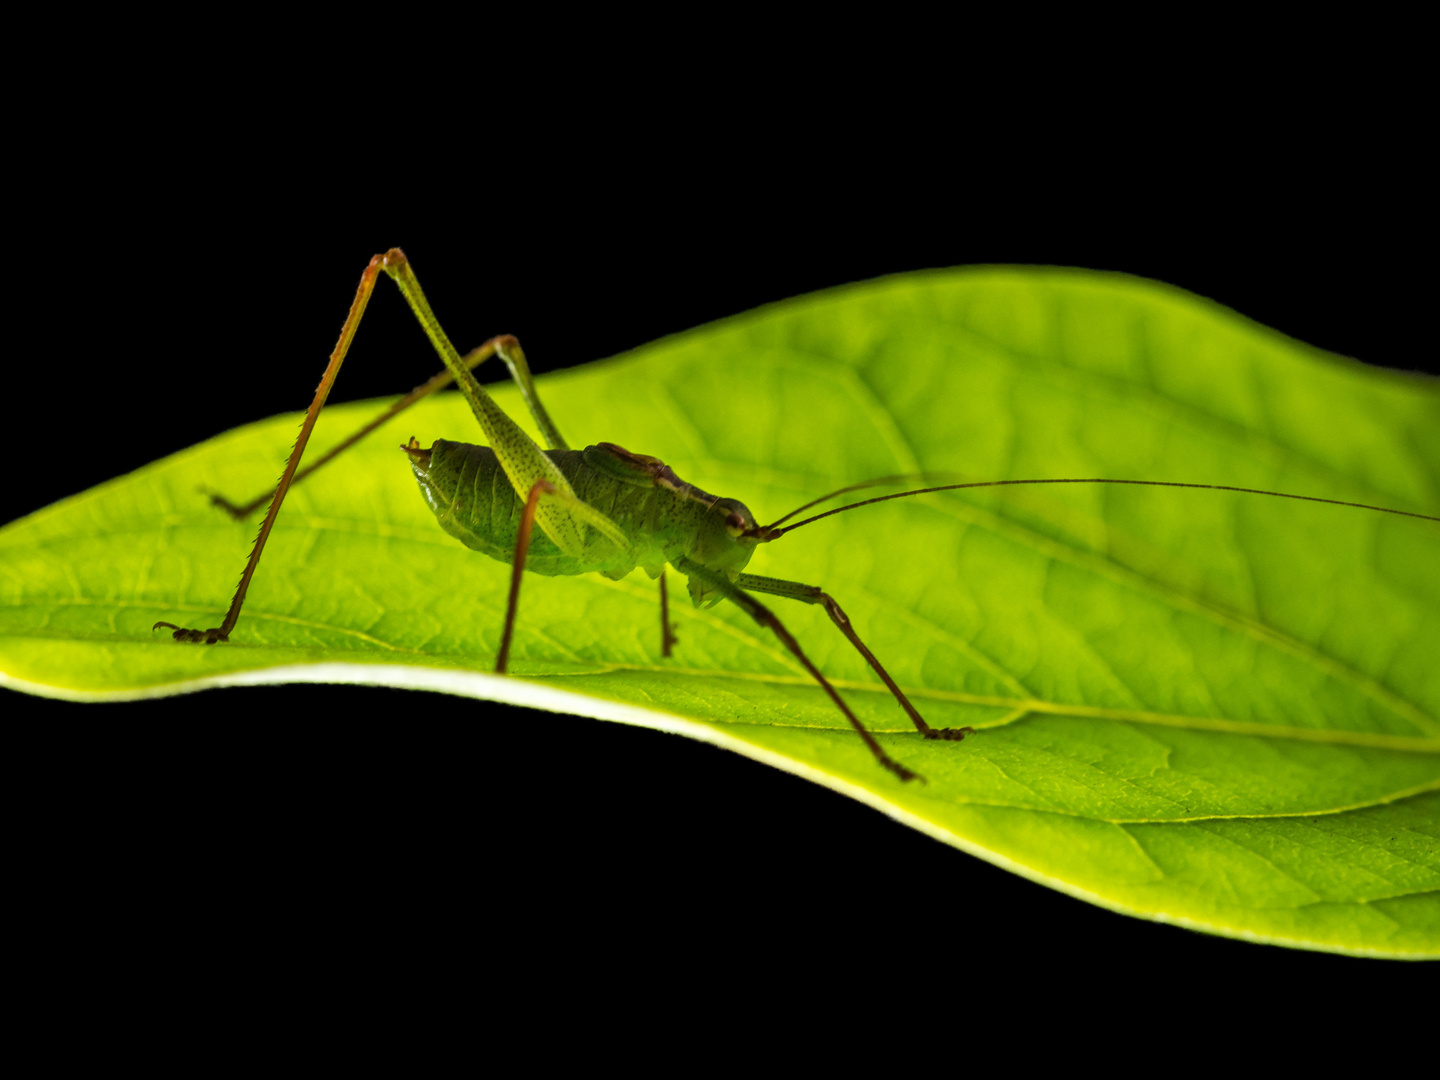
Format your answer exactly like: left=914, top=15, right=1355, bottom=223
left=690, top=497, right=765, bottom=575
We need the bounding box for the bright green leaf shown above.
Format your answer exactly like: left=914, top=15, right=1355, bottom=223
left=3, top=268, right=1437, bottom=957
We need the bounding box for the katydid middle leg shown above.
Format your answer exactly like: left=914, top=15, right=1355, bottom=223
left=496, top=479, right=557, bottom=673
left=496, top=475, right=643, bottom=673
left=208, top=335, right=563, bottom=519
left=658, top=572, right=678, bottom=657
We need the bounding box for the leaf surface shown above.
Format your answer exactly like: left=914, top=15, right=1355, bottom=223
left=4, top=269, right=1438, bottom=956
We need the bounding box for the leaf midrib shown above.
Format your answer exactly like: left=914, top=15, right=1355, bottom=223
left=5, top=609, right=1438, bottom=754
left=912, top=778, right=1440, bottom=825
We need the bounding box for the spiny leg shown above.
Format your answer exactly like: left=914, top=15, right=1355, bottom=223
left=735, top=572, right=973, bottom=742
left=675, top=559, right=922, bottom=782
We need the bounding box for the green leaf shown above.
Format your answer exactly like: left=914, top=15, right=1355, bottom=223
left=3, top=268, right=1437, bottom=957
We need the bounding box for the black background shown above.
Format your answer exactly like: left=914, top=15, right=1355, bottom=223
left=5, top=141, right=1434, bottom=1005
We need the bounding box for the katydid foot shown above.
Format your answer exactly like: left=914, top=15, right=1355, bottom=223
left=923, top=726, right=975, bottom=741
left=153, top=622, right=229, bottom=644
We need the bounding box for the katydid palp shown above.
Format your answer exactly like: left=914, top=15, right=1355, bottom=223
left=152, top=250, right=1440, bottom=783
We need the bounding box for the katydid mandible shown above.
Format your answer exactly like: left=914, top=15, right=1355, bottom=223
left=153, top=249, right=1440, bottom=783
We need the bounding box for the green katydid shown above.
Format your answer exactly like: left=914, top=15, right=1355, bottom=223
left=152, top=250, right=1440, bottom=783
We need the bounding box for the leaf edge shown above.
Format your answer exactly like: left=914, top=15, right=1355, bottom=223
left=6, top=661, right=1434, bottom=960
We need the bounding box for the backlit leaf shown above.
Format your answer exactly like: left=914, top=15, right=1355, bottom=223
left=3, top=269, right=1437, bottom=956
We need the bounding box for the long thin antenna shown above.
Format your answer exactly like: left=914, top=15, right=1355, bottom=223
left=765, top=473, right=967, bottom=529
left=766, top=478, right=1440, bottom=536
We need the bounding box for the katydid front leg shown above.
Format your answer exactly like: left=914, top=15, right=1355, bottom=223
left=675, top=559, right=924, bottom=783
left=735, top=573, right=974, bottom=743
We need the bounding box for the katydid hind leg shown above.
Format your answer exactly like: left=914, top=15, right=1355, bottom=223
left=733, top=572, right=973, bottom=742
left=154, top=252, right=392, bottom=643
left=155, top=247, right=595, bottom=646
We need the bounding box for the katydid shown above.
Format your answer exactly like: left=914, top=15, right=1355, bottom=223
left=152, top=250, right=1440, bottom=783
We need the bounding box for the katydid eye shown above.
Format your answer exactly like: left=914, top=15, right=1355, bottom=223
left=725, top=511, right=746, bottom=535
